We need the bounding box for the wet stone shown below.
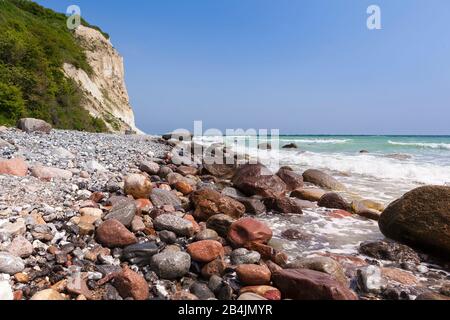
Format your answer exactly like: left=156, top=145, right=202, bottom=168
left=122, top=242, right=160, bottom=266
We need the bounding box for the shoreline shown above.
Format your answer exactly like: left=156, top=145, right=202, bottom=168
left=0, top=125, right=449, bottom=301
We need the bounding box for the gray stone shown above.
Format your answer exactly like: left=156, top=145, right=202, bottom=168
left=231, top=248, right=261, bottom=265
left=0, top=219, right=26, bottom=239
left=150, top=189, right=181, bottom=207
left=153, top=214, right=194, bottom=237
left=122, top=242, right=160, bottom=266
left=139, top=161, right=160, bottom=175
left=0, top=252, right=25, bottom=275
left=105, top=200, right=137, bottom=227
left=190, top=282, right=215, bottom=299
left=17, top=118, right=52, bottom=133
left=151, top=251, right=191, bottom=279
left=7, top=236, right=33, bottom=258
left=195, top=229, right=219, bottom=241
left=206, top=214, right=235, bottom=238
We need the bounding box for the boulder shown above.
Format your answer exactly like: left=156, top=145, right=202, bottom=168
left=187, top=240, right=224, bottom=263
left=206, top=214, right=236, bottom=237
left=114, top=267, right=149, bottom=300
left=232, top=164, right=287, bottom=198
left=0, top=158, right=28, bottom=177
left=286, top=256, right=348, bottom=287
left=359, top=240, right=420, bottom=264
left=272, top=269, right=358, bottom=300
left=291, top=188, right=326, bottom=202
left=191, top=188, right=245, bottom=220
left=31, top=165, right=73, bottom=180
left=379, top=186, right=450, bottom=257
left=302, top=169, right=346, bottom=191
left=228, top=217, right=272, bottom=248
left=236, top=264, right=271, bottom=285
left=124, top=174, right=153, bottom=199
left=264, top=197, right=304, bottom=214
left=96, top=219, right=138, bottom=248
left=17, top=118, right=52, bottom=133
left=151, top=251, right=191, bottom=279
left=282, top=143, right=298, bottom=149
left=276, top=168, right=304, bottom=191
left=318, top=193, right=350, bottom=210
left=153, top=214, right=194, bottom=237
left=150, top=189, right=181, bottom=207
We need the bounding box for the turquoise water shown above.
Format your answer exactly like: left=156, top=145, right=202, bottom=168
left=196, top=135, right=450, bottom=203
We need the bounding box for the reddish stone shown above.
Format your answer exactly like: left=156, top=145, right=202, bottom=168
left=177, top=166, right=198, bottom=176
left=381, top=267, right=419, bottom=286
left=114, top=267, right=149, bottom=300
left=0, top=158, right=28, bottom=177
left=135, top=198, right=153, bottom=214
left=228, top=218, right=272, bottom=248
left=187, top=240, right=224, bottom=263
left=191, top=188, right=245, bottom=221
left=272, top=269, right=358, bottom=300
left=240, top=286, right=281, bottom=300
left=175, top=181, right=194, bottom=195
left=236, top=264, right=271, bottom=286
left=201, top=258, right=227, bottom=279
left=89, top=192, right=106, bottom=203
left=329, top=210, right=353, bottom=219
left=96, top=219, right=137, bottom=248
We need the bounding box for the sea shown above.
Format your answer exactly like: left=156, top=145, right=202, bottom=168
left=192, top=135, right=450, bottom=284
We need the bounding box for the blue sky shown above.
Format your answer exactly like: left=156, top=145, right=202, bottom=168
left=37, top=0, right=450, bottom=135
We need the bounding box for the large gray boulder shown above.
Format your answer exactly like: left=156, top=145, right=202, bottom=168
left=302, top=169, right=346, bottom=191
left=17, top=118, right=52, bottom=133
left=379, top=186, right=450, bottom=257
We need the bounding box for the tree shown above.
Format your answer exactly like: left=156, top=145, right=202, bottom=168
left=0, top=82, right=26, bottom=125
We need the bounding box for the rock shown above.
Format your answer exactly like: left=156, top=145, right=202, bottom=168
left=158, top=166, right=173, bottom=179
left=153, top=214, right=194, bottom=237
left=240, top=286, right=281, bottom=300
left=232, top=164, right=287, bottom=198
left=53, top=147, right=74, bottom=159
left=201, top=257, right=226, bottom=279
left=291, top=188, right=326, bottom=202
left=0, top=158, right=28, bottom=177
left=282, top=143, right=298, bottom=149
left=195, top=229, right=219, bottom=241
left=151, top=251, right=191, bottom=279
left=187, top=240, right=224, bottom=263
left=191, top=188, right=245, bottom=220
left=357, top=265, right=386, bottom=293
left=0, top=280, right=13, bottom=300
left=105, top=200, right=137, bottom=227
left=206, top=214, right=236, bottom=237
left=177, top=166, right=198, bottom=176
left=150, top=189, right=182, bottom=207
left=381, top=267, right=419, bottom=286
left=287, top=256, right=348, bottom=287
left=231, top=248, right=261, bottom=265
left=302, top=169, right=346, bottom=191
left=96, top=219, right=138, bottom=248
left=66, top=273, right=93, bottom=299
left=131, top=216, right=146, bottom=233
left=172, top=291, right=199, bottom=300
left=17, top=118, right=52, bottom=133
left=190, top=282, right=215, bottom=300
left=359, top=240, right=421, bottom=264
left=318, top=193, right=350, bottom=210
left=273, top=269, right=358, bottom=300
left=85, top=160, right=106, bottom=172
left=0, top=252, right=25, bottom=275
left=281, top=229, right=311, bottom=241
left=276, top=168, right=304, bottom=191
left=379, top=186, right=450, bottom=257
left=0, top=219, right=26, bottom=239
left=203, top=163, right=238, bottom=180
left=175, top=181, right=194, bottom=195
left=6, top=236, right=33, bottom=258
left=228, top=218, right=272, bottom=248
left=258, top=142, right=272, bottom=150
left=237, top=293, right=268, bottom=300
left=122, top=242, right=160, bottom=265
left=139, top=161, right=160, bottom=175
left=328, top=210, right=353, bottom=219
left=351, top=200, right=382, bottom=221
left=124, top=174, right=153, bottom=199
left=80, top=207, right=103, bottom=220
left=159, top=230, right=177, bottom=244
left=30, top=289, right=65, bottom=300
left=264, top=197, right=304, bottom=214
left=237, top=197, right=266, bottom=215
left=416, top=292, right=450, bottom=300
left=114, top=267, right=149, bottom=300
left=236, top=264, right=271, bottom=285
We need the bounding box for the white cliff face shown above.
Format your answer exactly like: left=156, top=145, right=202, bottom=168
left=63, top=25, right=141, bottom=133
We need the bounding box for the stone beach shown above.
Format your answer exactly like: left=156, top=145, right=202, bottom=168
left=0, top=122, right=449, bottom=301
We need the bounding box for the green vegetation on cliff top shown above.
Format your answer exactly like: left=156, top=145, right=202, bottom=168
left=0, top=0, right=108, bottom=132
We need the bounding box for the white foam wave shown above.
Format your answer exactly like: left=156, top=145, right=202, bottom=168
left=288, top=138, right=351, bottom=144
left=388, top=140, right=450, bottom=150
left=287, top=152, right=450, bottom=185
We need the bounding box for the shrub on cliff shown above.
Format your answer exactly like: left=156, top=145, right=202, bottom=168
left=0, top=0, right=108, bottom=132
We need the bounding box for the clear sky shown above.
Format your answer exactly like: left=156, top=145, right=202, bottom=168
left=37, top=0, right=450, bottom=135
